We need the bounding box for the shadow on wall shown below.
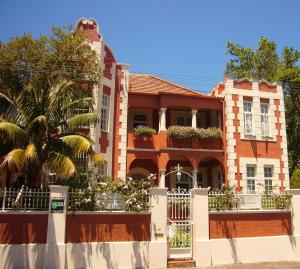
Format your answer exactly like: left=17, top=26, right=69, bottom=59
left=216, top=220, right=239, bottom=264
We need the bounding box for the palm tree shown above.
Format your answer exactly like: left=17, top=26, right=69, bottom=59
left=0, top=80, right=103, bottom=187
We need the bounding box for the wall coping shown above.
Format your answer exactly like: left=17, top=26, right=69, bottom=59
left=0, top=211, right=48, bottom=215
left=66, top=211, right=151, bottom=215
left=288, top=189, right=300, bottom=195
left=209, top=209, right=291, bottom=215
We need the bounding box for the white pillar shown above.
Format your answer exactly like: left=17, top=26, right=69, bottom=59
left=44, top=185, right=69, bottom=269
left=192, top=170, right=198, bottom=188
left=149, top=187, right=168, bottom=269
left=192, top=110, right=197, bottom=128
left=159, top=108, right=167, bottom=131
left=159, top=169, right=166, bottom=188
left=191, top=188, right=210, bottom=267
left=288, top=189, right=300, bottom=236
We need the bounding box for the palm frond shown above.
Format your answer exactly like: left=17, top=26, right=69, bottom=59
left=60, top=135, right=92, bottom=155
left=49, top=80, right=74, bottom=109
left=50, top=154, right=76, bottom=179
left=0, top=93, right=26, bottom=125
left=66, top=112, right=99, bottom=131
left=62, top=97, right=94, bottom=111
left=1, top=148, right=25, bottom=170
left=23, top=143, right=38, bottom=164
left=91, top=152, right=104, bottom=166
left=29, top=115, right=47, bottom=136
left=0, top=122, right=28, bottom=145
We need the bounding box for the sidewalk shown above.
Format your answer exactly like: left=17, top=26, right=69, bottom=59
left=171, top=261, right=300, bottom=269
left=203, top=262, right=300, bottom=269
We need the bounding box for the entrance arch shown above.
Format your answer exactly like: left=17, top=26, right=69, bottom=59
left=166, top=156, right=193, bottom=190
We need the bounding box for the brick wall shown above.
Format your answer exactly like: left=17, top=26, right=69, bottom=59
left=209, top=212, right=292, bottom=239
left=66, top=213, right=151, bottom=243
left=0, top=214, right=48, bottom=244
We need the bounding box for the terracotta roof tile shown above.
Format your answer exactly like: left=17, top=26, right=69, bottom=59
left=129, top=74, right=208, bottom=97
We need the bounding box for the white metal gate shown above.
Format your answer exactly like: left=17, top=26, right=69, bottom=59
left=167, top=188, right=192, bottom=259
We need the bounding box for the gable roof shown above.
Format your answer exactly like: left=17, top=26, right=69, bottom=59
left=129, top=74, right=208, bottom=97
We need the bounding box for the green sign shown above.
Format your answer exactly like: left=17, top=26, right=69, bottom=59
left=51, top=198, right=64, bottom=213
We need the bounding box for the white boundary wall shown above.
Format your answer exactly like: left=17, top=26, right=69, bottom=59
left=0, top=242, right=150, bottom=269
left=196, top=235, right=300, bottom=267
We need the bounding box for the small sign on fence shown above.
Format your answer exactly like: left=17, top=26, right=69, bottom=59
left=50, top=198, right=65, bottom=213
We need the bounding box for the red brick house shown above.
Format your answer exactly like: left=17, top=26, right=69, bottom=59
left=74, top=18, right=290, bottom=192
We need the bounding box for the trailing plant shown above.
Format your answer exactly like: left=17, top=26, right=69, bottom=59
left=167, top=126, right=194, bottom=139
left=134, top=126, right=156, bottom=137
left=191, top=127, right=222, bottom=139
left=167, top=126, right=222, bottom=140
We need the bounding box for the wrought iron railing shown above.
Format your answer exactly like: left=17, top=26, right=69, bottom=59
left=208, top=190, right=292, bottom=211
left=1, top=187, right=50, bottom=211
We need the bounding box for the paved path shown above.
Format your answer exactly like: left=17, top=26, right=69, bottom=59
left=171, top=262, right=300, bottom=269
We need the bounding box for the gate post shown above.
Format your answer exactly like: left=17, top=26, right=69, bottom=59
left=43, top=185, right=69, bottom=269
left=149, top=187, right=168, bottom=269
left=191, top=188, right=210, bottom=267
left=288, top=189, right=300, bottom=236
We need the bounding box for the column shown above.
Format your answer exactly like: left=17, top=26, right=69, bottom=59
left=149, top=187, right=168, bottom=269
left=192, top=170, right=198, bottom=188
left=159, top=108, right=167, bottom=131
left=44, top=185, right=69, bottom=269
left=159, top=169, right=166, bottom=188
left=288, top=189, right=300, bottom=236
left=191, top=188, right=210, bottom=267
left=192, top=110, right=197, bottom=128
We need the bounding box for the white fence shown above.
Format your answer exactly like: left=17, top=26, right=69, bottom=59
left=208, top=190, right=292, bottom=211
left=1, top=187, right=49, bottom=211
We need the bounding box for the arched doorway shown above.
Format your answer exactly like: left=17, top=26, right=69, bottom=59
left=128, top=158, right=158, bottom=185
left=198, top=158, right=224, bottom=189
left=166, top=157, right=193, bottom=190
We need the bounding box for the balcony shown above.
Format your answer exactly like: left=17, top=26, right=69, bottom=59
left=127, top=107, right=224, bottom=151
left=127, top=128, right=223, bottom=151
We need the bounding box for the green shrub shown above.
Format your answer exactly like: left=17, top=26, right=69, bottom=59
left=167, top=126, right=222, bottom=139
left=167, top=126, right=194, bottom=139
left=134, top=126, right=156, bottom=136
left=291, top=168, right=300, bottom=189
left=191, top=127, right=222, bottom=139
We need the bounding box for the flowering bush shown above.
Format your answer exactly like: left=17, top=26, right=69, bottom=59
left=192, top=127, right=222, bottom=139
left=167, top=126, right=194, bottom=139
left=134, top=126, right=156, bottom=137
left=68, top=175, right=152, bottom=212
left=167, top=126, right=222, bottom=139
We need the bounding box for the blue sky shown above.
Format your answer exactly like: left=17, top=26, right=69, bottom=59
left=1, top=0, right=300, bottom=92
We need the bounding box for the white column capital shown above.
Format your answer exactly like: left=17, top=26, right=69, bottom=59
left=160, top=107, right=167, bottom=112
left=191, top=110, right=198, bottom=115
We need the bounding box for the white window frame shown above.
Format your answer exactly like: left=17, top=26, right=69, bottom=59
left=246, top=164, right=256, bottom=193
left=243, top=101, right=253, bottom=135
left=261, top=103, right=269, bottom=137
left=264, top=165, right=273, bottom=194
left=101, top=94, right=109, bottom=131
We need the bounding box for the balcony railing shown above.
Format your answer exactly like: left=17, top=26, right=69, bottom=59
left=127, top=127, right=223, bottom=150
